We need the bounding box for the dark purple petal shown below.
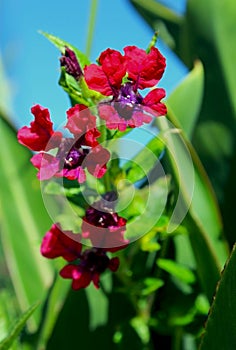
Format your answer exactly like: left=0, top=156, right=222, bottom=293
left=60, top=47, right=83, bottom=80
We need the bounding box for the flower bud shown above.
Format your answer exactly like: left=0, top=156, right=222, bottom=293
left=60, top=46, right=83, bottom=80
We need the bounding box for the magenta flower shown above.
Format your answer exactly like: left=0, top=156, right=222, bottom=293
left=17, top=104, right=110, bottom=183
left=40, top=223, right=119, bottom=290
left=84, top=46, right=167, bottom=131
left=82, top=192, right=128, bottom=251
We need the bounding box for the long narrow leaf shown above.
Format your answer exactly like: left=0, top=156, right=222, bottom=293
left=200, top=244, right=236, bottom=349
left=188, top=0, right=236, bottom=117
left=0, top=115, right=54, bottom=331
left=156, top=112, right=229, bottom=301
left=40, top=31, right=90, bottom=68
left=167, top=60, right=204, bottom=139
left=0, top=302, right=39, bottom=350
left=130, top=0, right=182, bottom=24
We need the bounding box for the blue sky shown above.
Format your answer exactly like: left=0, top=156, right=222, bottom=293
left=2, top=0, right=187, bottom=128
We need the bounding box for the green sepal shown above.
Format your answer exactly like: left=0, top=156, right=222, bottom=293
left=59, top=67, right=105, bottom=107
left=146, top=31, right=159, bottom=53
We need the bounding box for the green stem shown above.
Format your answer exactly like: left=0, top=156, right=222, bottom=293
left=172, top=327, right=183, bottom=350
left=144, top=237, right=170, bottom=317
left=155, top=236, right=170, bottom=279
left=85, top=0, right=99, bottom=58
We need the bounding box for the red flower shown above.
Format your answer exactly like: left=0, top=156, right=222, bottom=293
left=60, top=248, right=119, bottom=290
left=84, top=46, right=167, bottom=131
left=40, top=224, right=119, bottom=290
left=65, top=104, right=97, bottom=137
left=40, top=223, right=82, bottom=261
left=82, top=193, right=129, bottom=251
left=124, top=46, right=165, bottom=89
left=17, top=104, right=62, bottom=151
left=31, top=134, right=110, bottom=183
left=17, top=104, right=110, bottom=183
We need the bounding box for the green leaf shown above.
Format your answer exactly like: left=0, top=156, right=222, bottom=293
left=40, top=32, right=106, bottom=106
left=46, top=283, right=110, bottom=349
left=0, top=115, right=54, bottom=331
left=40, top=31, right=90, bottom=67
left=167, top=60, right=204, bottom=139
left=0, top=291, right=18, bottom=350
left=43, top=180, right=82, bottom=197
left=119, top=176, right=169, bottom=241
left=130, top=316, right=150, bottom=345
left=59, top=70, right=104, bottom=106
left=86, top=276, right=110, bottom=330
left=157, top=258, right=196, bottom=284
left=141, top=278, right=164, bottom=296
left=129, top=0, right=183, bottom=49
left=122, top=135, right=165, bottom=184
left=0, top=302, right=39, bottom=350
left=188, top=0, right=236, bottom=117
left=200, top=244, right=236, bottom=350
left=213, top=0, right=236, bottom=117
left=193, top=121, right=233, bottom=203
left=129, top=0, right=182, bottom=25
left=0, top=54, right=12, bottom=116
left=33, top=275, right=70, bottom=349
left=140, top=229, right=162, bottom=252
left=156, top=113, right=229, bottom=301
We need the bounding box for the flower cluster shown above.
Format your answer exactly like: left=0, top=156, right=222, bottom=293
left=17, top=40, right=166, bottom=290
left=40, top=192, right=127, bottom=289
left=17, top=104, right=110, bottom=183
left=41, top=224, right=120, bottom=289
left=84, top=46, right=167, bottom=131
left=82, top=191, right=128, bottom=251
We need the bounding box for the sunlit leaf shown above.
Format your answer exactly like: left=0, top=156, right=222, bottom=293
left=129, top=0, right=182, bottom=25
left=129, top=0, right=183, bottom=50
left=0, top=55, right=12, bottom=116
left=167, top=60, right=204, bottom=138
left=40, top=31, right=90, bottom=67
left=157, top=258, right=196, bottom=284
left=141, top=278, right=164, bottom=296
left=130, top=316, right=150, bottom=345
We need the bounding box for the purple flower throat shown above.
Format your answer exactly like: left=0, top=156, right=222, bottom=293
left=57, top=138, right=91, bottom=169
left=114, top=82, right=143, bottom=120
